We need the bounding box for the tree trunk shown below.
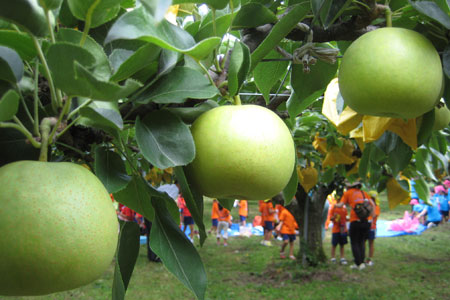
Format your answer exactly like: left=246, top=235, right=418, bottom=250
left=287, top=183, right=336, bottom=266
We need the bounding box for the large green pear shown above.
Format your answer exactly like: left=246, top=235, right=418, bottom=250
left=0, top=161, right=118, bottom=296
left=185, top=105, right=295, bottom=200
left=433, top=103, right=450, bottom=131
left=338, top=27, right=442, bottom=119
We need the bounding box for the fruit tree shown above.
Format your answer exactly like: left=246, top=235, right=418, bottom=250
left=0, top=0, right=449, bottom=299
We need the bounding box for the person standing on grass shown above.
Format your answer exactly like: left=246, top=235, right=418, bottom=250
left=275, top=205, right=298, bottom=260
left=179, top=195, right=195, bottom=243
left=366, top=191, right=381, bottom=266
left=329, top=197, right=348, bottom=265
left=260, top=199, right=276, bottom=246
left=335, top=181, right=375, bottom=270
left=209, top=199, right=220, bottom=235
left=217, top=204, right=231, bottom=246
left=238, top=200, right=248, bottom=227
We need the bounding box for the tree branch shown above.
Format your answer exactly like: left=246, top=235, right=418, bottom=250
left=242, top=2, right=387, bottom=51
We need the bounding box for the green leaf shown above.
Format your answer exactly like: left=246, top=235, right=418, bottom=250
left=105, top=7, right=221, bottom=60
left=135, top=110, right=195, bottom=169
left=195, top=13, right=233, bottom=42
left=417, top=109, right=435, bottom=146
left=0, top=30, right=36, bottom=61
left=56, top=28, right=111, bottom=80
left=74, top=62, right=142, bottom=100
left=140, top=0, right=172, bottom=22
left=374, top=131, right=398, bottom=155
left=47, top=43, right=143, bottom=100
left=254, top=51, right=290, bottom=103
left=112, top=221, right=140, bottom=300
left=165, top=100, right=219, bottom=124
left=77, top=100, right=123, bottom=139
left=414, top=177, right=430, bottom=204
left=282, top=161, right=298, bottom=206
left=0, top=46, right=23, bottom=83
left=151, top=197, right=207, bottom=300
left=173, top=0, right=228, bottom=10
left=46, top=42, right=96, bottom=91
left=0, top=0, right=51, bottom=37
left=59, top=0, right=78, bottom=27
left=358, top=142, right=372, bottom=180
left=232, top=3, right=277, bottom=29
left=67, top=0, right=121, bottom=28
left=228, top=41, right=250, bottom=96
left=113, top=175, right=155, bottom=221
left=174, top=166, right=206, bottom=245
left=410, top=0, right=450, bottom=29
left=415, top=147, right=437, bottom=180
left=443, top=44, right=450, bottom=79
left=135, top=67, right=218, bottom=104
left=0, top=90, right=20, bottom=121
left=110, top=44, right=161, bottom=82
left=287, top=89, right=324, bottom=119
left=321, top=0, right=352, bottom=29
left=386, top=137, right=413, bottom=176
left=370, top=143, right=387, bottom=163
left=251, top=3, right=309, bottom=70
left=94, top=147, right=131, bottom=193
left=38, top=0, right=63, bottom=10
left=311, top=0, right=327, bottom=18
left=428, top=146, right=449, bottom=171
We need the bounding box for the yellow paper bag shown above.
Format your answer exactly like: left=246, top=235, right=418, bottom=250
left=299, top=166, right=318, bottom=193
left=386, top=177, right=411, bottom=209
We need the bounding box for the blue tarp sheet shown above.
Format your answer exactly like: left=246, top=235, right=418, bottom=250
left=374, top=219, right=428, bottom=237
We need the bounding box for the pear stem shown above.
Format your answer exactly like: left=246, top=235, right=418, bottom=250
left=234, top=95, right=242, bottom=105
left=39, top=117, right=57, bottom=162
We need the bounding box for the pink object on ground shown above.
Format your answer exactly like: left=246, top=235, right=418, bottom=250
left=388, top=211, right=419, bottom=233
left=444, top=180, right=450, bottom=188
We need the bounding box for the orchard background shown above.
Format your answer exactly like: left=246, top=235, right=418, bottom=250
left=0, top=0, right=449, bottom=299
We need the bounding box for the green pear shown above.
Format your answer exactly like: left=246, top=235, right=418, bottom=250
left=0, top=161, right=118, bottom=296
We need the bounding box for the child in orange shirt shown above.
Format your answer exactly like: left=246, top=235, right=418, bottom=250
left=217, top=204, right=231, bottom=246
left=275, top=205, right=298, bottom=260
left=329, top=200, right=348, bottom=265
left=260, top=199, right=276, bottom=246
left=179, top=195, right=195, bottom=243
left=209, top=199, right=219, bottom=235
left=238, top=200, right=248, bottom=226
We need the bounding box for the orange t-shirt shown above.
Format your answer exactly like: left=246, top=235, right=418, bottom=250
left=211, top=201, right=219, bottom=219
left=178, top=196, right=191, bottom=217
left=218, top=208, right=231, bottom=222
left=370, top=205, right=381, bottom=229
left=239, top=200, right=248, bottom=217
left=259, top=201, right=266, bottom=223
left=279, top=209, right=297, bottom=235
left=261, top=202, right=275, bottom=222
left=329, top=204, right=348, bottom=234
left=340, top=188, right=371, bottom=222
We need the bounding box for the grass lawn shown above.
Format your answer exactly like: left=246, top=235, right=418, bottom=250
left=10, top=194, right=450, bottom=300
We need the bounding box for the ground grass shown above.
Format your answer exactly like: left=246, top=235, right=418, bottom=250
left=10, top=195, right=450, bottom=300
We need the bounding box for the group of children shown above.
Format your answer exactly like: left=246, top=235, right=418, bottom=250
left=208, top=198, right=299, bottom=260
left=410, top=179, right=450, bottom=227
left=325, top=189, right=380, bottom=267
